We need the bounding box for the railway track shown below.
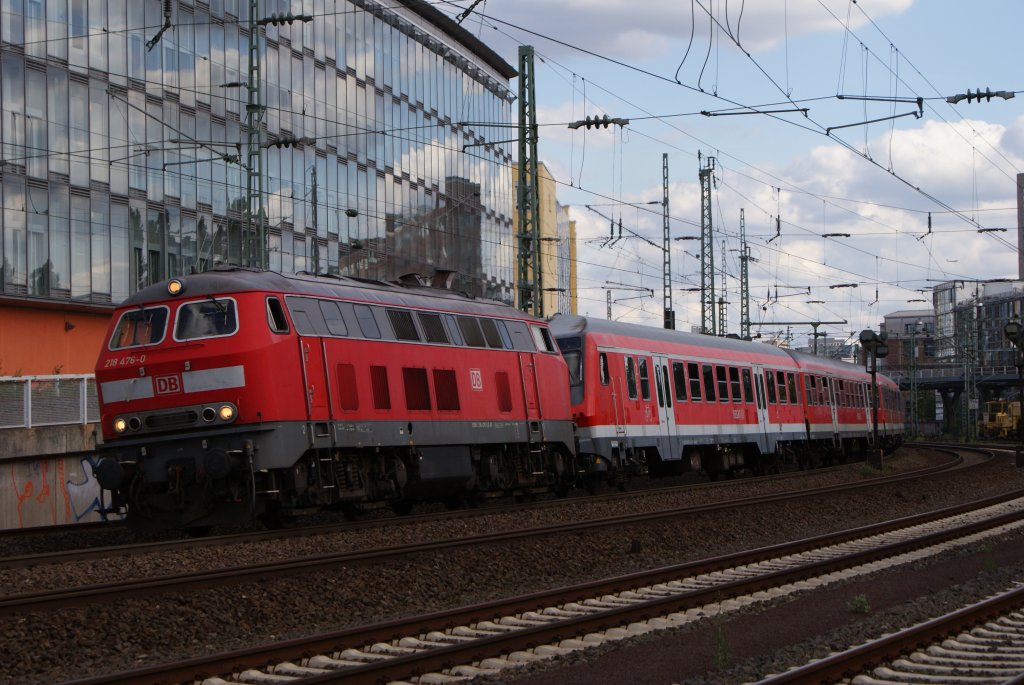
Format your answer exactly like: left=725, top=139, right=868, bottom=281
left=0, top=449, right=982, bottom=615
left=755, top=583, right=1024, bottom=684
left=0, top=445, right=965, bottom=570
left=60, top=485, right=1024, bottom=684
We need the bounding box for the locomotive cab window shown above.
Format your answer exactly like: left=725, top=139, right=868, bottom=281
left=266, top=297, right=289, bottom=334
left=531, top=325, right=556, bottom=353
left=110, top=305, right=169, bottom=349
left=174, top=298, right=237, bottom=341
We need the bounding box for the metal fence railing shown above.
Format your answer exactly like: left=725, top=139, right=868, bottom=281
left=0, top=375, right=99, bottom=429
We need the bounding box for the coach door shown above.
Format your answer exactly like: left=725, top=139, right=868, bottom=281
left=825, top=376, right=840, bottom=441
left=653, top=355, right=680, bottom=460
left=298, top=334, right=330, bottom=420
left=751, top=365, right=771, bottom=452
left=518, top=352, right=543, bottom=441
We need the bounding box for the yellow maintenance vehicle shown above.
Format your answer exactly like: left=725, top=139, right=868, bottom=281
left=979, top=399, right=1021, bottom=440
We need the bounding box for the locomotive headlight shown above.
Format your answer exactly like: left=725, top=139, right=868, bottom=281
left=167, top=278, right=184, bottom=296
left=218, top=404, right=235, bottom=421
left=113, top=417, right=127, bottom=433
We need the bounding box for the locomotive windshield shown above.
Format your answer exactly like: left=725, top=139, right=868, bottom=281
left=174, top=298, right=238, bottom=341
left=109, top=306, right=169, bottom=349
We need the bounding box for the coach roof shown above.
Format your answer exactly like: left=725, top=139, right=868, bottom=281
left=549, top=314, right=795, bottom=361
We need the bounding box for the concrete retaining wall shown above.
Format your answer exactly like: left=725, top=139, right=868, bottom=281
left=0, top=423, right=118, bottom=529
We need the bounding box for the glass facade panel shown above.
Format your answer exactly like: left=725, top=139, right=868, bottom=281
left=0, top=1, right=515, bottom=306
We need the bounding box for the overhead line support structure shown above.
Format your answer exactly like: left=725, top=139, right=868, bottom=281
left=699, top=155, right=716, bottom=335
left=517, top=46, right=540, bottom=316
left=245, top=0, right=265, bottom=268
left=662, top=153, right=673, bottom=329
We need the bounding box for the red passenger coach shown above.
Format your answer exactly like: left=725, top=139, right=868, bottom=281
left=549, top=315, right=903, bottom=483
left=93, top=266, right=576, bottom=530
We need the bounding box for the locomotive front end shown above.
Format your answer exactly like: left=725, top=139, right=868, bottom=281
left=93, top=274, right=289, bottom=531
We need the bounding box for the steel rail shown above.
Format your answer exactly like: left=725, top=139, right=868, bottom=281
left=60, top=487, right=1024, bottom=685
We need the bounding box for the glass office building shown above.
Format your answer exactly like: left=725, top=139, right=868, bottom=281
left=0, top=0, right=518, bottom=314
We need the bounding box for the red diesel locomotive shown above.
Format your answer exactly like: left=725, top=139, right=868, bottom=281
left=93, top=266, right=577, bottom=529
left=93, top=267, right=903, bottom=530
left=549, top=314, right=903, bottom=483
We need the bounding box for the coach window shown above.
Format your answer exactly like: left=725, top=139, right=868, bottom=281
left=774, top=371, right=786, bottom=404
left=741, top=368, right=753, bottom=403
left=837, top=380, right=846, bottom=407
left=442, top=314, right=464, bottom=346
left=457, top=317, right=486, bottom=347
left=673, top=362, right=688, bottom=401
left=662, top=365, right=673, bottom=407
left=806, top=375, right=817, bottom=405
left=320, top=301, right=348, bottom=336
left=266, top=297, right=289, bottom=334
left=823, top=377, right=832, bottom=405
left=729, top=367, right=742, bottom=402
left=495, top=321, right=514, bottom=349
left=354, top=304, right=381, bottom=339
left=387, top=309, right=420, bottom=341
left=479, top=318, right=504, bottom=348
left=625, top=357, right=638, bottom=399
left=638, top=358, right=651, bottom=400
left=418, top=312, right=449, bottom=344
left=703, top=364, right=717, bottom=402
left=765, top=370, right=777, bottom=404
left=654, top=363, right=665, bottom=408
left=600, top=353, right=610, bottom=386
left=531, top=325, right=557, bottom=353
left=715, top=366, right=729, bottom=402
left=687, top=362, right=702, bottom=401
left=787, top=373, right=799, bottom=404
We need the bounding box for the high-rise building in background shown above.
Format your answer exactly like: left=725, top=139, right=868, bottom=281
left=0, top=0, right=517, bottom=373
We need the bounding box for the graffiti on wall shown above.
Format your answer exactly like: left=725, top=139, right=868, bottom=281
left=3, top=454, right=121, bottom=529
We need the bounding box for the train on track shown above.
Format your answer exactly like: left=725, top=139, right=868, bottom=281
left=92, top=266, right=904, bottom=531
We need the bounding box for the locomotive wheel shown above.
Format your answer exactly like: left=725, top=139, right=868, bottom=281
left=392, top=500, right=414, bottom=516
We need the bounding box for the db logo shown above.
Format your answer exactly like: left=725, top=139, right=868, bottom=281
left=469, top=368, right=483, bottom=391
left=155, top=374, right=182, bottom=395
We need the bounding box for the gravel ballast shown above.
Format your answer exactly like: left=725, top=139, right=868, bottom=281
left=2, top=446, right=1022, bottom=685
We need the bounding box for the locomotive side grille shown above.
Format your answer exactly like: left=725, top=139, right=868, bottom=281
left=145, top=410, right=200, bottom=429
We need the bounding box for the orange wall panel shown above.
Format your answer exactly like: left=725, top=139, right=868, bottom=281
left=0, top=306, right=111, bottom=376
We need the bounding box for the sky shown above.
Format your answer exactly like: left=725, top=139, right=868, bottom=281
left=434, top=0, right=1024, bottom=348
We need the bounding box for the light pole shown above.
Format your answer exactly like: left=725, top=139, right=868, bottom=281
left=1003, top=318, right=1024, bottom=466
left=860, top=328, right=889, bottom=468
left=909, top=320, right=922, bottom=438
